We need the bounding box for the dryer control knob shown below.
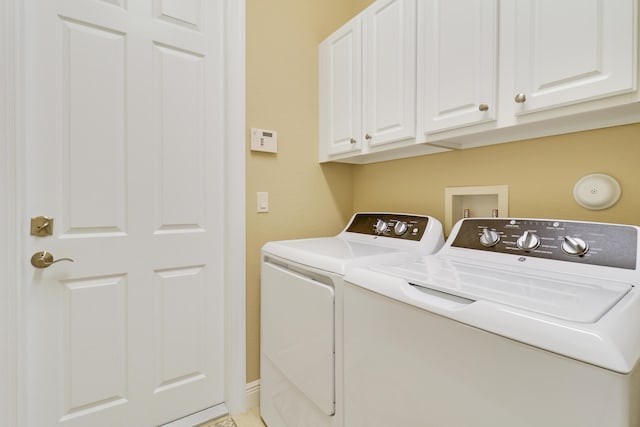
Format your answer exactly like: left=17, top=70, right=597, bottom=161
left=562, top=236, right=589, bottom=256
left=375, top=219, right=388, bottom=234
left=480, top=228, right=500, bottom=247
left=517, top=231, right=540, bottom=251
left=394, top=221, right=408, bottom=236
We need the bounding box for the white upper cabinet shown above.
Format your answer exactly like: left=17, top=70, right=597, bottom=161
left=319, top=0, right=639, bottom=163
left=418, top=0, right=498, bottom=134
left=320, top=0, right=425, bottom=162
left=319, top=17, right=362, bottom=157
left=362, top=0, right=417, bottom=147
left=510, top=0, right=636, bottom=115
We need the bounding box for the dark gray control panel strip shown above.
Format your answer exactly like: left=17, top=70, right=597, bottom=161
left=346, top=213, right=430, bottom=241
left=451, top=218, right=637, bottom=270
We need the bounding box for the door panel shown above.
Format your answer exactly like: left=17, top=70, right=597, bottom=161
left=62, top=275, right=128, bottom=419
left=261, top=262, right=335, bottom=416
left=24, top=1, right=225, bottom=426
left=153, top=266, right=207, bottom=391
left=363, top=0, right=416, bottom=147
left=156, top=0, right=203, bottom=30
left=419, top=0, right=497, bottom=133
left=320, top=17, right=362, bottom=156
left=61, top=18, right=127, bottom=235
left=153, top=43, right=206, bottom=231
left=513, top=0, right=635, bottom=114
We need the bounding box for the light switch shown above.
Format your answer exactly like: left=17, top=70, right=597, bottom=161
left=257, top=192, right=269, bottom=213
left=251, top=128, right=278, bottom=153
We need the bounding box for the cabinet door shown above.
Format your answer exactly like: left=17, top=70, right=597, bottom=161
left=512, top=0, right=636, bottom=115
left=319, top=18, right=362, bottom=157
left=362, top=0, right=416, bottom=147
left=419, top=0, right=498, bottom=133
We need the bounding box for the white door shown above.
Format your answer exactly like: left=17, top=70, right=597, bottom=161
left=319, top=16, right=362, bottom=158
left=23, top=1, right=225, bottom=426
left=362, top=0, right=416, bottom=147
left=512, top=0, right=636, bottom=115
left=418, top=0, right=497, bottom=133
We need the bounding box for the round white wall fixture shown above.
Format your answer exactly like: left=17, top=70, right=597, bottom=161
left=573, top=173, right=621, bottom=210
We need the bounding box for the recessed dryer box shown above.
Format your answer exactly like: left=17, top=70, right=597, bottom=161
left=445, top=185, right=509, bottom=235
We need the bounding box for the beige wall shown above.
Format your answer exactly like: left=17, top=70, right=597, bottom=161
left=353, top=124, right=640, bottom=232
left=246, top=0, right=640, bottom=385
left=350, top=0, right=376, bottom=14
left=246, top=0, right=364, bottom=382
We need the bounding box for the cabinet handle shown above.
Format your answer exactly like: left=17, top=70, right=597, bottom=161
left=349, top=138, right=356, bottom=144
left=478, top=104, right=489, bottom=112
left=514, top=93, right=527, bottom=103
left=365, top=133, right=372, bottom=140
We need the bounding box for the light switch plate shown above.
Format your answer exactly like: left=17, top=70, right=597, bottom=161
left=257, top=192, right=269, bottom=213
left=251, top=128, right=278, bottom=153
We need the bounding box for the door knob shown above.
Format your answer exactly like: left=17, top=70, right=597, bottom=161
left=31, top=251, right=74, bottom=269
left=514, top=93, right=527, bottom=103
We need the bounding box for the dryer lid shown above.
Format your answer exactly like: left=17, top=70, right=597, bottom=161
left=263, top=237, right=406, bottom=275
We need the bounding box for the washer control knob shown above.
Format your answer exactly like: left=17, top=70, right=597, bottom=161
left=517, top=231, right=540, bottom=251
left=394, top=221, right=408, bottom=236
left=480, top=228, right=500, bottom=247
left=375, top=219, right=388, bottom=234
left=562, top=236, right=589, bottom=256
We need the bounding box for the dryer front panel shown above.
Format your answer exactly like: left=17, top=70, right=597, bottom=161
left=261, top=261, right=335, bottom=416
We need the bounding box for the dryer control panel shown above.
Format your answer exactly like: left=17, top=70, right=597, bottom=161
left=346, top=213, right=430, bottom=241
left=451, top=218, right=638, bottom=270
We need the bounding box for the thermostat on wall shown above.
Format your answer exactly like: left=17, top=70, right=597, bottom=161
left=251, top=128, right=278, bottom=153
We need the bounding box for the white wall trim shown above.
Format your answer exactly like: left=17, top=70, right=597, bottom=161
left=1, top=0, right=20, bottom=426
left=223, top=0, right=247, bottom=416
left=245, top=380, right=261, bottom=411
left=160, top=403, right=229, bottom=427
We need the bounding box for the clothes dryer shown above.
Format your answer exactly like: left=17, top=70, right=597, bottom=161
left=260, top=213, right=444, bottom=427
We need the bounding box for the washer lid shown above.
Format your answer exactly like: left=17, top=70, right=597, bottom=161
left=373, top=257, right=633, bottom=323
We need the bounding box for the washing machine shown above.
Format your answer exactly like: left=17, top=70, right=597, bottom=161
left=260, top=212, right=444, bottom=427
left=343, top=217, right=640, bottom=426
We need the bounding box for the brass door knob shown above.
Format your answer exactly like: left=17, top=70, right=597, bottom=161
left=478, top=104, right=489, bottom=111
left=514, top=93, right=527, bottom=103
left=31, top=251, right=74, bottom=269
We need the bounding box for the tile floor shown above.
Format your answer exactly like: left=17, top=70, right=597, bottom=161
left=199, top=407, right=265, bottom=427
left=232, top=407, right=265, bottom=427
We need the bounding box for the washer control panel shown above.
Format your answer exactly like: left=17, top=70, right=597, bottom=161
left=451, top=218, right=637, bottom=270
left=346, top=213, right=430, bottom=241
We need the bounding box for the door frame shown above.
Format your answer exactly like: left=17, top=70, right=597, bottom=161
left=0, top=1, right=247, bottom=425
left=1, top=0, right=20, bottom=426
left=223, top=0, right=248, bottom=416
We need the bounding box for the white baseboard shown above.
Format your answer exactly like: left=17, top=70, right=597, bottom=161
left=245, top=380, right=260, bottom=410
left=160, top=403, right=229, bottom=427
left=161, top=380, right=260, bottom=426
